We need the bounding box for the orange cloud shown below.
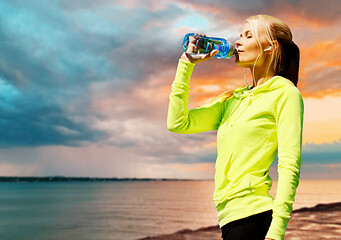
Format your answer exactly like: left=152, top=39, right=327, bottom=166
left=301, top=40, right=341, bottom=70
left=299, top=38, right=341, bottom=98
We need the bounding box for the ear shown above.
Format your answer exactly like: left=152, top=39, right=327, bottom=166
left=272, top=40, right=279, bottom=51
left=264, top=40, right=279, bottom=54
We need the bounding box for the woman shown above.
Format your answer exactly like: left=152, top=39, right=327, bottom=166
left=167, top=14, right=304, bottom=240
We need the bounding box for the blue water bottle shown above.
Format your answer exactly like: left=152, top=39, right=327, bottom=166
left=182, top=33, right=237, bottom=59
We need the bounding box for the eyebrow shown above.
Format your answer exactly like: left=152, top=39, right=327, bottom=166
left=240, top=30, right=252, bottom=37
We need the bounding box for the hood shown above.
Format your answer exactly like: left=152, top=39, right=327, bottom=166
left=232, top=75, right=294, bottom=100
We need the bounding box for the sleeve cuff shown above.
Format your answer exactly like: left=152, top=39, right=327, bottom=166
left=178, top=58, right=195, bottom=68
left=265, top=215, right=290, bottom=240
left=171, top=59, right=196, bottom=91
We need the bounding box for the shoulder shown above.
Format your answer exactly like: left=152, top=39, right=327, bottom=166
left=279, top=86, right=302, bottom=100
left=274, top=87, right=304, bottom=118
left=272, top=76, right=303, bottom=101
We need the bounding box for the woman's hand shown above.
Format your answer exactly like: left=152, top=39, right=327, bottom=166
left=180, top=33, right=219, bottom=64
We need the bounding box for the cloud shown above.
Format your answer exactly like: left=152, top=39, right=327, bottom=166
left=0, top=0, right=197, bottom=148
left=300, top=163, right=341, bottom=179
left=299, top=38, right=341, bottom=98
left=179, top=0, right=341, bottom=28
left=303, top=139, right=341, bottom=153
left=0, top=82, right=107, bottom=147
left=0, top=0, right=340, bottom=179
left=302, top=151, right=341, bottom=164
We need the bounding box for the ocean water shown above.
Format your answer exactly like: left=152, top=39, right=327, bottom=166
left=0, top=180, right=340, bottom=240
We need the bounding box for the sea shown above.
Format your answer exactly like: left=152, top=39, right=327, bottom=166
left=0, top=180, right=340, bottom=240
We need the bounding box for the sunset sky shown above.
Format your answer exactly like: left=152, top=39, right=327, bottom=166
left=0, top=0, right=340, bottom=179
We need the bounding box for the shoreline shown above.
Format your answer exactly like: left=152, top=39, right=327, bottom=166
left=137, top=202, right=341, bottom=240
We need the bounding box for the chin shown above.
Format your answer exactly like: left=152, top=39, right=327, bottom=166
left=235, top=54, right=256, bottom=68
left=235, top=59, right=252, bottom=68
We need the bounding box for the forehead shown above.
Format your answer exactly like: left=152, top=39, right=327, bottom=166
left=240, top=22, right=266, bottom=37
left=241, top=22, right=252, bottom=34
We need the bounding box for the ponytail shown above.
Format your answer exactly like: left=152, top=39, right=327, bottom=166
left=276, top=41, right=300, bottom=87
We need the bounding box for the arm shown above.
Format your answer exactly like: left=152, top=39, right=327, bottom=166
left=265, top=87, right=304, bottom=240
left=167, top=59, right=225, bottom=134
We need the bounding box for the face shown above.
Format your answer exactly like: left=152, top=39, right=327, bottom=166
left=235, top=23, right=268, bottom=68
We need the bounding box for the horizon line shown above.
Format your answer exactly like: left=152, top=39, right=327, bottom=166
left=0, top=176, right=341, bottom=181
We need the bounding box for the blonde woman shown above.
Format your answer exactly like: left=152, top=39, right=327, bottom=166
left=167, top=14, right=304, bottom=240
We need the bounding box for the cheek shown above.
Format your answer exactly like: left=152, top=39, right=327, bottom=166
left=245, top=42, right=260, bottom=53
left=244, top=38, right=260, bottom=51
left=243, top=46, right=262, bottom=61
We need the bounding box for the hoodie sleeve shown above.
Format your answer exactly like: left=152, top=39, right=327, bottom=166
left=265, top=86, right=304, bottom=240
left=167, top=59, right=224, bottom=134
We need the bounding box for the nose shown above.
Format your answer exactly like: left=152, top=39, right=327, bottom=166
left=235, top=38, right=242, bottom=48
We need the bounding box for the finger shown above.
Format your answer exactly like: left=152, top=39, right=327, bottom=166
left=211, top=50, right=219, bottom=56
left=187, top=42, right=198, bottom=53
left=201, top=50, right=219, bottom=60
left=203, top=53, right=213, bottom=60
left=208, top=50, right=219, bottom=58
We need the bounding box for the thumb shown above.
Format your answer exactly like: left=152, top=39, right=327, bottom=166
left=210, top=50, right=219, bottom=58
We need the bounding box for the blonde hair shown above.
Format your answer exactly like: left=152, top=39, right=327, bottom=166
left=246, top=14, right=299, bottom=85
left=216, top=14, right=300, bottom=103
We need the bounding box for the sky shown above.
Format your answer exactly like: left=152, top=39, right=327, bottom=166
left=0, top=0, right=340, bottom=179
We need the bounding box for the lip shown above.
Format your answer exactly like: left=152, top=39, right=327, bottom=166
left=237, top=50, right=244, bottom=53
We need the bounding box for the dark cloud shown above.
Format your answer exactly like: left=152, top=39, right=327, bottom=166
left=0, top=92, right=108, bottom=148
left=0, top=1, right=123, bottom=147
left=303, top=140, right=341, bottom=152
left=0, top=1, right=187, bottom=153
left=302, top=152, right=341, bottom=164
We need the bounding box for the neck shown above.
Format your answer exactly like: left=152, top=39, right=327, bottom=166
left=249, top=65, right=275, bottom=87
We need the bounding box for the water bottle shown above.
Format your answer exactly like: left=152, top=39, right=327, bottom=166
left=182, top=33, right=237, bottom=59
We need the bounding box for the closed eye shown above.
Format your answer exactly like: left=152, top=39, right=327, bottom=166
left=240, top=30, right=252, bottom=38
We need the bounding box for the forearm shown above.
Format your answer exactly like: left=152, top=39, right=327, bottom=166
left=265, top=87, right=304, bottom=240
left=167, top=59, right=224, bottom=134
left=167, top=59, right=195, bottom=133
left=265, top=166, right=300, bottom=240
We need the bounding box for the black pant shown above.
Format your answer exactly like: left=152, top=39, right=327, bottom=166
left=221, top=209, right=273, bottom=240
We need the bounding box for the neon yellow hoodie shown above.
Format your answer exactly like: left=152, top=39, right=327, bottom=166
left=167, top=59, right=304, bottom=240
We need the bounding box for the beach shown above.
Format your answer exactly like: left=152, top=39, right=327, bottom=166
left=138, top=202, right=341, bottom=240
